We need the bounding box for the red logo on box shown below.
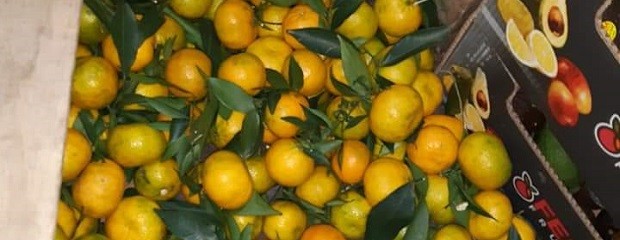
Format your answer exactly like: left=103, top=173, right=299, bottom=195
left=512, top=171, right=571, bottom=239
left=513, top=171, right=540, bottom=202
left=594, top=114, right=620, bottom=161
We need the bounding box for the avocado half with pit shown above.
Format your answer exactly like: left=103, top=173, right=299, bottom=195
left=471, top=68, right=490, bottom=120
left=540, top=0, right=568, bottom=48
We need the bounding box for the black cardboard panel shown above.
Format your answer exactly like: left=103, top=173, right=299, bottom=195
left=437, top=3, right=601, bottom=238
left=482, top=0, right=620, bottom=223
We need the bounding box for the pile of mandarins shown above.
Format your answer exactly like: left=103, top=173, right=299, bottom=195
left=56, top=0, right=536, bottom=239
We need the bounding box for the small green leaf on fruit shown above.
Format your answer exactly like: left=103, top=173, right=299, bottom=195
left=289, top=28, right=341, bottom=58
left=365, top=181, right=416, bottom=240
left=266, top=69, right=290, bottom=90
left=226, top=110, right=261, bottom=159
left=403, top=201, right=429, bottom=240
left=382, top=26, right=450, bottom=66
left=233, top=192, right=281, bottom=216
left=287, top=57, right=304, bottom=92
left=208, top=77, right=256, bottom=113
left=330, top=0, right=363, bottom=30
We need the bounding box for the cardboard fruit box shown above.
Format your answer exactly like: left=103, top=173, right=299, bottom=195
left=438, top=0, right=620, bottom=239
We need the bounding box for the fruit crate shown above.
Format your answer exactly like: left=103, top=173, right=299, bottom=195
left=438, top=0, right=620, bottom=239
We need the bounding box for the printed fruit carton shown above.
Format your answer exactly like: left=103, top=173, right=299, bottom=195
left=437, top=0, right=620, bottom=238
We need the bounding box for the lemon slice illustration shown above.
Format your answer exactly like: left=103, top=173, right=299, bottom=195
left=456, top=103, right=486, bottom=133
left=528, top=29, right=558, bottom=78
left=506, top=19, right=539, bottom=68
left=497, top=0, right=534, bottom=36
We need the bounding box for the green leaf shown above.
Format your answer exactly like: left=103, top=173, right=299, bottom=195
left=300, top=0, right=328, bottom=19
left=149, top=121, right=171, bottom=131
left=143, top=97, right=189, bottom=119
left=72, top=114, right=88, bottom=136
left=339, top=36, right=371, bottom=98
left=170, top=118, right=190, bottom=141
left=60, top=185, right=76, bottom=209
left=287, top=57, right=304, bottom=92
left=381, top=26, right=450, bottom=66
left=201, top=194, right=229, bottom=219
left=163, top=7, right=203, bottom=49
left=190, top=98, right=219, bottom=148
left=75, top=111, right=106, bottom=161
left=135, top=1, right=165, bottom=38
left=208, top=77, right=256, bottom=113
left=239, top=226, right=253, bottom=240
left=365, top=181, right=416, bottom=240
left=139, top=58, right=163, bottom=76
left=449, top=173, right=493, bottom=219
left=118, top=77, right=141, bottom=96
left=330, top=0, right=363, bottom=30
left=197, top=18, right=229, bottom=74
left=507, top=225, right=522, bottom=240
left=403, top=202, right=429, bottom=240
left=116, top=110, right=155, bottom=124
left=83, top=0, right=114, bottom=26
left=160, top=37, right=176, bottom=60
left=233, top=192, right=281, bottom=216
left=93, top=117, right=106, bottom=135
left=76, top=110, right=98, bottom=144
left=345, top=115, right=366, bottom=130
left=289, top=28, right=341, bottom=58
left=266, top=0, right=297, bottom=7
left=182, top=167, right=203, bottom=196
left=266, top=92, right=282, bottom=115
left=130, top=73, right=168, bottom=85
left=420, top=0, right=440, bottom=28
left=179, top=144, right=203, bottom=177
left=447, top=175, right=469, bottom=227
left=313, top=139, right=343, bottom=156
left=226, top=110, right=261, bottom=159
left=92, top=139, right=107, bottom=161
left=406, top=161, right=428, bottom=198
left=157, top=200, right=224, bottom=240
left=218, top=104, right=233, bottom=120
left=266, top=69, right=290, bottom=90
left=305, top=107, right=333, bottom=130
left=115, top=93, right=145, bottom=108
left=383, top=141, right=396, bottom=154
left=303, top=145, right=332, bottom=166
left=123, top=167, right=137, bottom=184
left=330, top=75, right=358, bottom=97
left=282, top=188, right=329, bottom=221
left=108, top=1, right=143, bottom=77
left=452, top=206, right=470, bottom=228
left=225, top=214, right=241, bottom=240
left=123, top=187, right=140, bottom=197
left=282, top=116, right=307, bottom=129
left=163, top=134, right=190, bottom=162
left=375, top=74, right=394, bottom=90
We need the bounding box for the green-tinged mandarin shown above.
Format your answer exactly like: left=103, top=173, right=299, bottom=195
left=106, top=123, right=167, bottom=168
left=458, top=132, right=512, bottom=190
